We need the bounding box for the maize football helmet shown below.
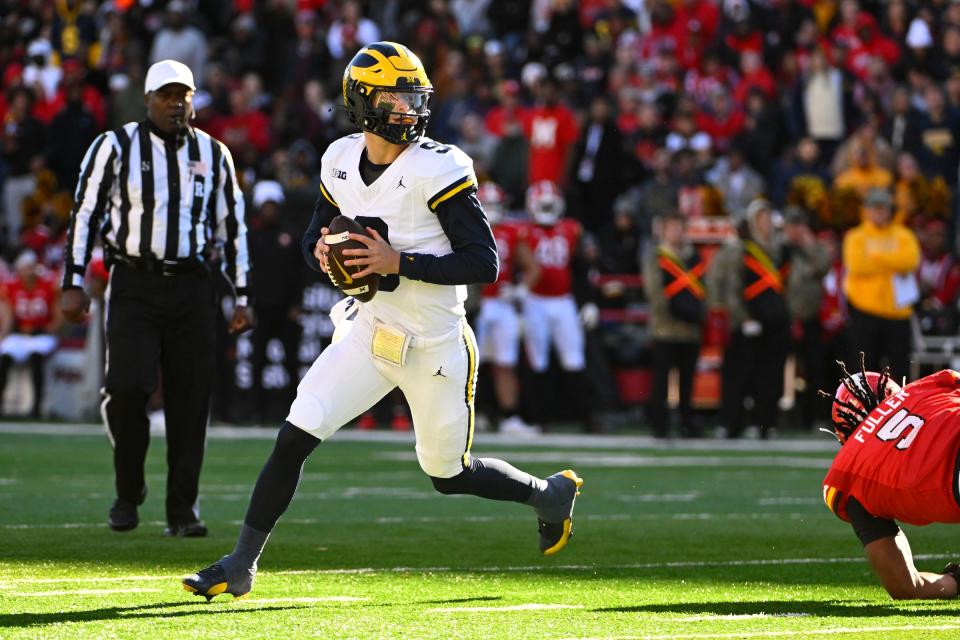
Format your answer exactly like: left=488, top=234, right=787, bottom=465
left=342, top=41, right=433, bottom=145
left=526, top=180, right=565, bottom=225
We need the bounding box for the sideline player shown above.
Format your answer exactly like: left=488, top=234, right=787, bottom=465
left=473, top=182, right=541, bottom=436
left=822, top=356, right=960, bottom=599
left=520, top=180, right=597, bottom=429
left=183, top=42, right=583, bottom=601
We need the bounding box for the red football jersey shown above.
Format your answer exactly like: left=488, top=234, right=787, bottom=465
left=3, top=275, right=57, bottom=334
left=523, top=219, right=581, bottom=297
left=823, top=370, right=960, bottom=526
left=483, top=221, right=524, bottom=299
left=524, top=105, right=579, bottom=185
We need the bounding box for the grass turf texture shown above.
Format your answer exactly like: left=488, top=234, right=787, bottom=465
left=1, top=428, right=959, bottom=639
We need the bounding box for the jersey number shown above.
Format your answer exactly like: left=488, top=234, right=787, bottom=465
left=354, top=216, right=399, bottom=292
left=419, top=141, right=451, bottom=154
left=873, top=408, right=925, bottom=451
left=535, top=236, right=570, bottom=269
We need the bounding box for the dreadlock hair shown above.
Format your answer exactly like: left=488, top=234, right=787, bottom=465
left=817, top=352, right=893, bottom=443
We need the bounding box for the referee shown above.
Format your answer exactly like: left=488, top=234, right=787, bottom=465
left=61, top=60, right=253, bottom=537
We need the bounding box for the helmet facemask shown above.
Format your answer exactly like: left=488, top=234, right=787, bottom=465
left=344, top=80, right=432, bottom=145
left=526, top=180, right=565, bottom=225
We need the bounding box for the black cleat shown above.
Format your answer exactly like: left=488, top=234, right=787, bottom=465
left=182, top=562, right=253, bottom=601
left=538, top=469, right=583, bottom=555
left=164, top=520, right=209, bottom=537
left=108, top=500, right=139, bottom=532
left=108, top=486, right=147, bottom=532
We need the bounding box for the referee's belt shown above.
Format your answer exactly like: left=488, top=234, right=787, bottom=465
left=108, top=251, right=207, bottom=277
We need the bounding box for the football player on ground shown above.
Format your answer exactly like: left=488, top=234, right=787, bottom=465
left=473, top=182, right=542, bottom=437
left=822, top=356, right=960, bottom=599
left=183, top=42, right=583, bottom=601
left=520, top=180, right=599, bottom=431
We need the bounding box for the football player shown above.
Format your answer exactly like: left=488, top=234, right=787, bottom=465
left=183, top=42, right=583, bottom=601
left=519, top=180, right=598, bottom=429
left=822, top=356, right=960, bottom=599
left=473, top=182, right=541, bottom=437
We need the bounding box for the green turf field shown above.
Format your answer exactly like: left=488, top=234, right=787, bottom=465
left=1, top=426, right=958, bottom=639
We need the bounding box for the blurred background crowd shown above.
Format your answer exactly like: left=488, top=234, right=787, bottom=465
left=3, top=0, right=960, bottom=437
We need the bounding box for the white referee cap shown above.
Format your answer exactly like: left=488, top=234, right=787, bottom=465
left=144, top=59, right=196, bottom=94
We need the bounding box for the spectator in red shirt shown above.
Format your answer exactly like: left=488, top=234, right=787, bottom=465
left=524, top=77, right=579, bottom=185
left=32, top=59, right=106, bottom=129
left=484, top=80, right=529, bottom=138
left=675, top=0, right=720, bottom=47
left=209, top=79, right=273, bottom=155
left=733, top=50, right=777, bottom=105
left=696, top=88, right=745, bottom=154
left=0, top=250, right=59, bottom=418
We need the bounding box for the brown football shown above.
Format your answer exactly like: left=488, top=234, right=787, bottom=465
left=325, top=215, right=380, bottom=302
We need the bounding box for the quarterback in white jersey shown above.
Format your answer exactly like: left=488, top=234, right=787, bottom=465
left=312, top=132, right=475, bottom=338
left=184, top=42, right=583, bottom=602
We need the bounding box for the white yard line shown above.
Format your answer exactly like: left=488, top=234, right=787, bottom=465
left=1, top=553, right=956, bottom=587
left=561, top=625, right=960, bottom=640
left=19, top=588, right=161, bottom=596
left=0, top=511, right=817, bottom=531
left=676, top=614, right=811, bottom=621
left=375, top=452, right=831, bottom=469
left=0, top=422, right=840, bottom=452
left=617, top=492, right=702, bottom=503
left=429, top=603, right=583, bottom=613
left=238, top=596, right=368, bottom=604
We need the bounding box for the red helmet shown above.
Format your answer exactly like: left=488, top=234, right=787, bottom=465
left=830, top=371, right=901, bottom=443
left=477, top=181, right=506, bottom=224
left=525, top=180, right=565, bottom=225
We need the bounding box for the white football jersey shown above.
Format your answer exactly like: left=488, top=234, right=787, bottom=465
left=318, top=134, right=478, bottom=338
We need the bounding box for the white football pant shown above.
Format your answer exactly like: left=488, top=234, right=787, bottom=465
left=522, top=293, right=585, bottom=372
left=474, top=298, right=520, bottom=367
left=287, top=306, right=477, bottom=479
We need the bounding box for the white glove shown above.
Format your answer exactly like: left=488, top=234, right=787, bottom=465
left=741, top=319, right=763, bottom=336
left=504, top=283, right=529, bottom=305
left=579, top=302, right=600, bottom=329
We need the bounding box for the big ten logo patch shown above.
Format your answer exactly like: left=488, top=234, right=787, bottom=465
left=297, top=283, right=340, bottom=378
left=332, top=168, right=347, bottom=180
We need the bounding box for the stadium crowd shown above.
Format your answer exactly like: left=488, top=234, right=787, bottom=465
left=2, top=0, right=960, bottom=437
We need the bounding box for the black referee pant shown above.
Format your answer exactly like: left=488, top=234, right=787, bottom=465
left=103, top=263, right=215, bottom=526
left=648, top=339, right=701, bottom=438
left=848, top=304, right=912, bottom=383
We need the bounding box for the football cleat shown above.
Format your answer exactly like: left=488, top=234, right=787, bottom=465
left=164, top=520, right=208, bottom=537
left=182, top=562, right=253, bottom=602
left=538, top=469, right=583, bottom=556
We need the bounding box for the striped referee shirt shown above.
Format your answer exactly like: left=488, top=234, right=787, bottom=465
left=63, top=120, right=250, bottom=301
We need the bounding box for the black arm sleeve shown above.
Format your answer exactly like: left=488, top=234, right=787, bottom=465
left=398, top=191, right=499, bottom=285
left=301, top=192, right=339, bottom=272
left=846, top=495, right=900, bottom=547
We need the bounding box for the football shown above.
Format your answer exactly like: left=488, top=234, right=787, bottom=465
left=324, top=215, right=380, bottom=302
